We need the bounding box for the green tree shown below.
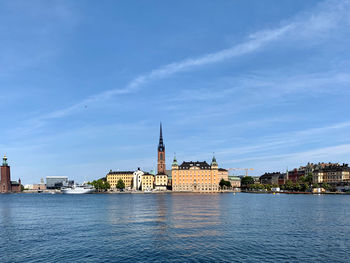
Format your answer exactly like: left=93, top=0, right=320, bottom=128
left=321, top=183, right=330, bottom=190
left=301, top=182, right=309, bottom=192
left=293, top=183, right=302, bottom=192
left=219, top=179, right=226, bottom=189
left=305, top=173, right=313, bottom=184
left=285, top=180, right=294, bottom=191
left=313, top=183, right=320, bottom=189
left=104, top=181, right=111, bottom=190
left=116, top=179, right=125, bottom=190
left=241, top=176, right=255, bottom=187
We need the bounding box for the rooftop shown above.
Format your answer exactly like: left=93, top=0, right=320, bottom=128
left=107, top=171, right=134, bottom=175
left=178, top=161, right=211, bottom=170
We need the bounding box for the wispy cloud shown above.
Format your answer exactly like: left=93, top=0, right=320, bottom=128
left=32, top=0, right=350, bottom=124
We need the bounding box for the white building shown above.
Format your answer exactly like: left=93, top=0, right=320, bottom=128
left=133, top=168, right=143, bottom=190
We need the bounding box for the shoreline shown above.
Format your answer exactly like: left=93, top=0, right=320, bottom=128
left=16, top=190, right=350, bottom=195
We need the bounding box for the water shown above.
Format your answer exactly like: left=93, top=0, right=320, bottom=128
left=0, top=193, right=349, bottom=263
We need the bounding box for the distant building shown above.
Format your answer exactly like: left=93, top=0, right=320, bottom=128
left=166, top=170, right=172, bottom=190
left=313, top=163, right=350, bottom=185
left=259, top=172, right=281, bottom=185
left=46, top=176, right=69, bottom=189
left=228, top=176, right=241, bottom=188
left=155, top=123, right=167, bottom=191
left=171, top=155, right=221, bottom=192
left=1, top=156, right=21, bottom=193
left=106, top=171, right=134, bottom=190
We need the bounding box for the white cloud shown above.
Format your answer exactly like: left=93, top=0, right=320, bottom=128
left=33, top=0, right=350, bottom=123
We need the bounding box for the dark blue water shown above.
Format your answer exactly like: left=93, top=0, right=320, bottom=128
left=1, top=193, right=349, bottom=262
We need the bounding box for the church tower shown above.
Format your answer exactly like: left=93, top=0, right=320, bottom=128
left=157, top=123, right=166, bottom=175
left=1, top=155, right=11, bottom=193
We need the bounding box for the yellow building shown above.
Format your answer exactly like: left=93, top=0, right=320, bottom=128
left=142, top=173, right=154, bottom=191
left=313, top=164, right=350, bottom=184
left=171, top=156, right=222, bottom=192
left=218, top=168, right=229, bottom=181
left=106, top=170, right=134, bottom=189
left=155, top=174, right=167, bottom=191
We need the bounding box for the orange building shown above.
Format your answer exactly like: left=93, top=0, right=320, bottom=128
left=171, top=156, right=222, bottom=192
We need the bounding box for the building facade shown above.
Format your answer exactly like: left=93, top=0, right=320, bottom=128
left=133, top=168, right=143, bottom=190
left=171, top=156, right=221, bottom=192
left=313, top=164, right=350, bottom=184
left=228, top=176, right=241, bottom=188
left=142, top=173, right=154, bottom=191
left=259, top=172, right=281, bottom=185
left=155, top=123, right=167, bottom=191
left=218, top=168, right=229, bottom=181
left=106, top=171, right=134, bottom=189
left=1, top=156, right=21, bottom=193
left=46, top=176, right=69, bottom=189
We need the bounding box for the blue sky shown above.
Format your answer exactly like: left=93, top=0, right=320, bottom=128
left=1, top=0, right=350, bottom=184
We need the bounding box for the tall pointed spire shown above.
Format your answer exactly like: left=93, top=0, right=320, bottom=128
left=158, top=122, right=164, bottom=151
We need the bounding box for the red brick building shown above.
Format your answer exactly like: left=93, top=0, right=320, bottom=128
left=1, top=156, right=21, bottom=193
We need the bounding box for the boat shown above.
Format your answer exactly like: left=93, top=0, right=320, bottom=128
left=61, top=184, right=95, bottom=194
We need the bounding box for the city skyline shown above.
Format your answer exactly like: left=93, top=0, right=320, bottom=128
left=1, top=0, right=350, bottom=184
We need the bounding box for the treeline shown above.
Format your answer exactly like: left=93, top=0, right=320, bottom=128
left=241, top=174, right=333, bottom=192
left=88, top=177, right=110, bottom=191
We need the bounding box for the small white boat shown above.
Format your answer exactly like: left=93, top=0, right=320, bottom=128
left=61, top=184, right=95, bottom=194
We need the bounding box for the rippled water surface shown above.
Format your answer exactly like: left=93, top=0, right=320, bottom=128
left=1, top=193, right=350, bottom=262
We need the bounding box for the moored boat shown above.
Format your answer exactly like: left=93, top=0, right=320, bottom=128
left=61, top=184, right=95, bottom=194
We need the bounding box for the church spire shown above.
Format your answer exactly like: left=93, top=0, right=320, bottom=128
left=158, top=122, right=164, bottom=151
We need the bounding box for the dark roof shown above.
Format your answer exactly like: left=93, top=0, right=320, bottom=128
left=107, top=171, right=134, bottom=175
left=259, top=172, right=281, bottom=180
left=11, top=181, right=20, bottom=185
left=218, top=168, right=228, bottom=171
left=179, top=161, right=211, bottom=170
left=317, top=164, right=350, bottom=172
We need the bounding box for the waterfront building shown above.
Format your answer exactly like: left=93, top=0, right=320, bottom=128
left=133, top=168, right=143, bottom=190
left=171, top=155, right=222, bottom=192
left=154, top=123, right=167, bottom=191
left=46, top=176, right=69, bottom=189
left=228, top=176, right=241, bottom=188
left=166, top=170, right=172, bottom=190
left=218, top=168, right=229, bottom=181
left=259, top=172, right=281, bottom=185
left=142, top=173, right=154, bottom=191
left=1, top=156, right=21, bottom=193
left=106, top=170, right=134, bottom=190
left=313, top=164, right=350, bottom=185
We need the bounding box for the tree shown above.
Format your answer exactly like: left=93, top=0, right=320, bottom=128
left=321, top=183, right=330, bottom=190
left=241, top=176, right=255, bottom=187
left=293, top=183, right=302, bottom=192
left=90, top=179, right=109, bottom=191
left=305, top=173, right=313, bottom=184
left=116, top=179, right=125, bottom=190
left=219, top=179, right=226, bottom=189
left=104, top=181, right=111, bottom=190
left=285, top=180, right=294, bottom=191
left=301, top=182, right=309, bottom=192
left=219, top=179, right=232, bottom=189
